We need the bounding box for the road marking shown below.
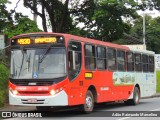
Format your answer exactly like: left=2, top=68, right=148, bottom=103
left=117, top=107, right=160, bottom=120
left=151, top=108, right=160, bottom=111
left=117, top=116, right=131, bottom=120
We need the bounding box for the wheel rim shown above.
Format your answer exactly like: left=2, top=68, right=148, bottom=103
left=135, top=90, right=139, bottom=103
left=86, top=95, right=93, bottom=109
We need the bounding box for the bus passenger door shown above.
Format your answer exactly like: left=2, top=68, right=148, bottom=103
left=68, top=41, right=83, bottom=105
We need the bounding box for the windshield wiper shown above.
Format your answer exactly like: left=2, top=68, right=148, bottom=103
left=21, top=47, right=31, bottom=71
left=26, top=53, right=31, bottom=72
left=18, top=47, right=31, bottom=77
left=18, top=52, right=24, bottom=77
left=39, top=45, right=52, bottom=63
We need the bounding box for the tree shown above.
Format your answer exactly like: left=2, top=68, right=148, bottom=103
left=123, top=15, right=160, bottom=53
left=72, top=0, right=140, bottom=42
left=136, top=0, right=160, bottom=11
left=4, top=13, right=42, bottom=38
left=24, top=0, right=73, bottom=32
left=0, top=0, right=41, bottom=38
left=146, top=17, right=160, bottom=53
left=23, top=0, right=141, bottom=42
left=0, top=0, right=12, bottom=32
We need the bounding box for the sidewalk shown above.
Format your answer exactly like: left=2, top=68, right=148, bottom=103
left=0, top=93, right=160, bottom=112
left=152, top=93, right=160, bottom=97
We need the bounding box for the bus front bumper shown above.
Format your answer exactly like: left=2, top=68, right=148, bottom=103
left=9, top=90, right=68, bottom=106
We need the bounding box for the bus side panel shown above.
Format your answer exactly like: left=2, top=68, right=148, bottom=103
left=94, top=71, right=134, bottom=102
left=68, top=70, right=87, bottom=106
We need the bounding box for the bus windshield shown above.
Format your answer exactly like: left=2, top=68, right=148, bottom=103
left=10, top=47, right=66, bottom=79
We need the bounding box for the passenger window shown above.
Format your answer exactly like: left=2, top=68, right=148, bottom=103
left=127, top=52, right=134, bottom=71
left=117, top=50, right=125, bottom=71
left=97, top=46, right=106, bottom=70
left=68, top=41, right=82, bottom=81
left=135, top=53, right=142, bottom=72
left=107, top=48, right=116, bottom=71
left=142, top=54, right=149, bottom=72
left=85, top=44, right=96, bottom=70
left=149, top=56, right=154, bottom=72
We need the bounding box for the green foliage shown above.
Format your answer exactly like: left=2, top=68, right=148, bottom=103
left=137, top=0, right=160, bottom=11
left=4, top=13, right=42, bottom=38
left=0, top=1, right=41, bottom=38
left=24, top=0, right=74, bottom=32
left=146, top=17, right=160, bottom=53
left=157, top=71, right=160, bottom=93
left=72, top=0, right=139, bottom=42
left=23, top=0, right=140, bottom=42
left=125, top=15, right=160, bottom=53
left=0, top=0, right=12, bottom=32
left=0, top=90, right=6, bottom=107
left=69, top=27, right=88, bottom=37
left=0, top=64, right=9, bottom=107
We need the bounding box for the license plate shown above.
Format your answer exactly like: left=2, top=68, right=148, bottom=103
left=27, top=98, right=37, bottom=103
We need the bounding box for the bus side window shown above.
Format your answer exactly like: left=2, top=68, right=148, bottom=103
left=107, top=48, right=116, bottom=71
left=127, top=52, right=134, bottom=71
left=117, top=50, right=125, bottom=71
left=135, top=53, right=142, bottom=72
left=68, top=41, right=82, bottom=81
left=149, top=56, right=154, bottom=72
left=142, top=54, right=149, bottom=72
left=85, top=44, right=96, bottom=70
left=97, top=46, right=106, bottom=70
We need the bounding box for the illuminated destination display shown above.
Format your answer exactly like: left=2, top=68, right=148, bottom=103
left=35, top=37, right=57, bottom=44
left=11, top=36, right=63, bottom=46
left=17, top=38, right=31, bottom=45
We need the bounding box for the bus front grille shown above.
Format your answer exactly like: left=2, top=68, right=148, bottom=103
left=12, top=81, right=54, bottom=86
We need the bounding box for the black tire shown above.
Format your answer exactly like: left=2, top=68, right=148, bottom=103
left=36, top=106, right=51, bottom=111
left=79, top=90, right=94, bottom=113
left=124, top=87, right=140, bottom=105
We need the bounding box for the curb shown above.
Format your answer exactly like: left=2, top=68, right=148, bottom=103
left=152, top=93, right=160, bottom=98
left=142, top=93, right=160, bottom=99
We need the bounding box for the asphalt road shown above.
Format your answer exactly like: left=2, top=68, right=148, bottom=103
left=1, top=97, right=160, bottom=120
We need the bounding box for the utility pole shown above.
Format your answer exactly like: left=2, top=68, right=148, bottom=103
left=143, top=12, right=146, bottom=50
left=143, top=12, right=146, bottom=46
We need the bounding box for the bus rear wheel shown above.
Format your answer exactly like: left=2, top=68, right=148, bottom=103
left=79, top=90, right=94, bottom=113
left=124, top=87, right=140, bottom=105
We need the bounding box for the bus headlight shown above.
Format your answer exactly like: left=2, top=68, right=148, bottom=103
left=12, top=90, right=18, bottom=95
left=50, top=90, right=56, bottom=96
left=50, top=87, right=63, bottom=96
left=10, top=88, right=18, bottom=95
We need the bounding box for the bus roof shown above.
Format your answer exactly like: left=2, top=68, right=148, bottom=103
left=12, top=32, right=155, bottom=55
left=130, top=48, right=155, bottom=55
left=12, top=32, right=130, bottom=51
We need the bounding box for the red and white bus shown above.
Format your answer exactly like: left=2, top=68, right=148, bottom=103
left=9, top=32, right=156, bottom=113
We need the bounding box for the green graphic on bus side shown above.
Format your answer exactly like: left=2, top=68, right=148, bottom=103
left=113, top=72, right=135, bottom=86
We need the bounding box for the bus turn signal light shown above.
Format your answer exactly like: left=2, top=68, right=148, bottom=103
left=10, top=88, right=18, bottom=95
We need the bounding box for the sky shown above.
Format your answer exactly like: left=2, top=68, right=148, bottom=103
left=6, top=0, right=43, bottom=30
left=6, top=0, right=160, bottom=32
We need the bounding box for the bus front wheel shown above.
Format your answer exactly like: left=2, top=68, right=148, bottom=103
left=79, top=90, right=94, bottom=113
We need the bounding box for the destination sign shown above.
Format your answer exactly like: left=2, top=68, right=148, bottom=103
left=35, top=37, right=57, bottom=44
left=11, top=37, right=60, bottom=46
left=17, top=38, right=31, bottom=45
